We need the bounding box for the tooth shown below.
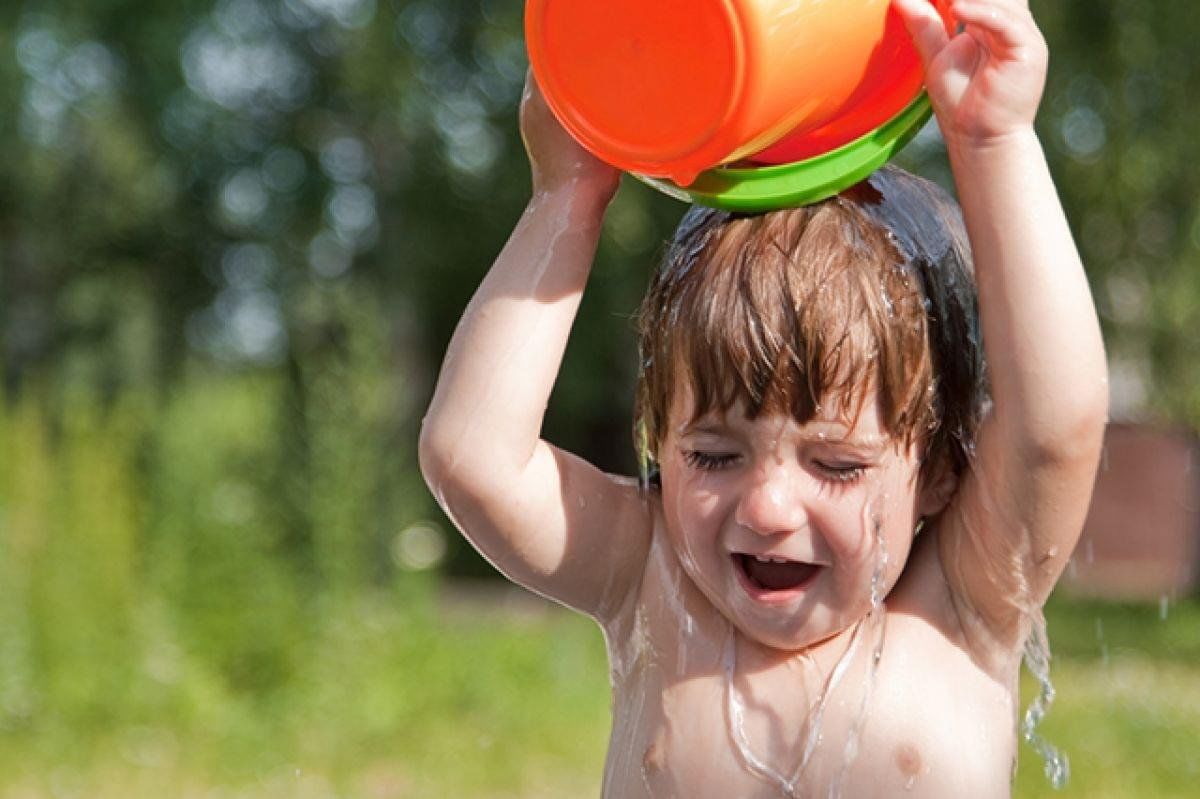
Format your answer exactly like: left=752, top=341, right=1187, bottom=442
left=771, top=558, right=788, bottom=564
left=755, top=555, right=770, bottom=563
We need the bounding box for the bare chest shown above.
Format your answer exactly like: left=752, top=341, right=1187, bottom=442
left=600, top=592, right=1016, bottom=798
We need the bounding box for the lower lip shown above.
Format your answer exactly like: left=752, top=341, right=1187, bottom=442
left=731, top=555, right=820, bottom=604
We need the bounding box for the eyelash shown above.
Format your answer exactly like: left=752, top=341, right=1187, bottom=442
left=816, top=462, right=867, bottom=484
left=682, top=450, right=738, bottom=471
left=682, top=451, right=868, bottom=483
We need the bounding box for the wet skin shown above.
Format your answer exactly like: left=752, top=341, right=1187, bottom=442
left=658, top=389, right=933, bottom=654
left=590, top=388, right=1012, bottom=791
left=599, top=394, right=1019, bottom=797
left=420, top=1, right=1108, bottom=792
left=601, top=525, right=1018, bottom=798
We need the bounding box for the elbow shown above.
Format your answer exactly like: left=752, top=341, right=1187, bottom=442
left=418, top=416, right=481, bottom=538
left=418, top=414, right=511, bottom=513
left=418, top=414, right=457, bottom=500
left=418, top=413, right=458, bottom=495
left=1067, top=365, right=1111, bottom=456
left=1028, top=378, right=1110, bottom=469
left=1065, top=391, right=1109, bottom=466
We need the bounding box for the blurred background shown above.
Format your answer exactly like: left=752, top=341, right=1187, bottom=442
left=0, top=0, right=1197, bottom=796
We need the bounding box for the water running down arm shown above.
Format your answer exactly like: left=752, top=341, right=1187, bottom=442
left=893, top=0, right=1108, bottom=653
left=418, top=76, right=651, bottom=621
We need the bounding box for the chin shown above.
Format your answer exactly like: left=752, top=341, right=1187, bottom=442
left=726, top=607, right=836, bottom=653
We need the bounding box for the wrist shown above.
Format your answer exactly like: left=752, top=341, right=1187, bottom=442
left=943, top=125, right=1042, bottom=165
left=529, top=175, right=618, bottom=223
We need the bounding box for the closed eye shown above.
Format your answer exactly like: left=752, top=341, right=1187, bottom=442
left=814, top=461, right=867, bottom=483
left=682, top=450, right=738, bottom=471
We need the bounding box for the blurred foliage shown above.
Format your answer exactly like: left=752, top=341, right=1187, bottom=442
left=0, top=0, right=1198, bottom=791
left=1034, top=0, right=1200, bottom=427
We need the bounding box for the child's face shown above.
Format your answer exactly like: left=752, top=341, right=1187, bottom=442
left=658, top=383, right=937, bottom=651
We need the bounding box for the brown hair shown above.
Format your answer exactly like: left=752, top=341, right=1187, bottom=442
left=634, top=166, right=986, bottom=480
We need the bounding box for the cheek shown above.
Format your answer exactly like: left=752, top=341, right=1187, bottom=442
left=816, top=498, right=875, bottom=560
left=663, top=472, right=725, bottom=537
left=864, top=467, right=922, bottom=562
left=822, top=468, right=918, bottom=559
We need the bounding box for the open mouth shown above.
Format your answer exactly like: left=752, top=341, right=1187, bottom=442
left=733, top=553, right=819, bottom=597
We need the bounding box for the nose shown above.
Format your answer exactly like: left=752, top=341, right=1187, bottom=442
left=734, top=461, right=808, bottom=536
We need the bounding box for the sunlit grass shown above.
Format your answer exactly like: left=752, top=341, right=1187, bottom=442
left=0, top=584, right=612, bottom=799
left=0, top=587, right=1196, bottom=797
left=1013, top=598, right=1200, bottom=798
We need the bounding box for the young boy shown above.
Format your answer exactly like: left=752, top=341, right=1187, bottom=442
left=419, top=0, right=1108, bottom=795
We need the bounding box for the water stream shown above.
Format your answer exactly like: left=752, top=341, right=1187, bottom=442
left=1021, top=610, right=1070, bottom=789
left=723, top=498, right=890, bottom=798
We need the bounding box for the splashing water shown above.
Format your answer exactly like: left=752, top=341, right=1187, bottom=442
left=1021, top=610, right=1069, bottom=789
left=725, top=618, right=870, bottom=799
left=723, top=498, right=890, bottom=799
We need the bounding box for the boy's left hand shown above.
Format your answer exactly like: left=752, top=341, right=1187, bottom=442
left=892, top=0, right=1048, bottom=148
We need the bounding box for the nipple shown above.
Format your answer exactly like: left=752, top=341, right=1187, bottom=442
left=894, top=743, right=924, bottom=791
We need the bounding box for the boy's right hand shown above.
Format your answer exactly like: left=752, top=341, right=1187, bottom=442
left=520, top=71, right=621, bottom=200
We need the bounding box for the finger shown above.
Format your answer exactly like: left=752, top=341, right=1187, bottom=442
left=892, top=0, right=952, bottom=67
left=939, top=29, right=984, bottom=80
left=950, top=0, right=1037, bottom=51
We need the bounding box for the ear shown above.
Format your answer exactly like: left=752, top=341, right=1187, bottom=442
left=916, top=459, right=958, bottom=519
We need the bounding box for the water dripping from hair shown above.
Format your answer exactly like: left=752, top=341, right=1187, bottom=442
left=721, top=494, right=890, bottom=799
left=829, top=500, right=889, bottom=797
left=724, top=618, right=872, bottom=799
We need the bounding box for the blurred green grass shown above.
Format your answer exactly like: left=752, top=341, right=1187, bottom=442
left=0, top=582, right=611, bottom=799
left=2, top=378, right=1198, bottom=797
left=1012, top=598, right=1200, bottom=799
left=1, top=587, right=1197, bottom=797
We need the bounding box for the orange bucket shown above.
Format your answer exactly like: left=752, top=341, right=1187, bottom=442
left=526, top=0, right=952, bottom=187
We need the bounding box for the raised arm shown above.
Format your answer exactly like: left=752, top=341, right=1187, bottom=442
left=418, top=76, right=651, bottom=621
left=894, top=0, right=1108, bottom=649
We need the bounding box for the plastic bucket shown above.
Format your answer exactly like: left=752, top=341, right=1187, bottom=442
left=526, top=0, right=951, bottom=188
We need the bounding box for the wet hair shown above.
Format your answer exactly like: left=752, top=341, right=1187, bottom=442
left=634, top=165, right=987, bottom=481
